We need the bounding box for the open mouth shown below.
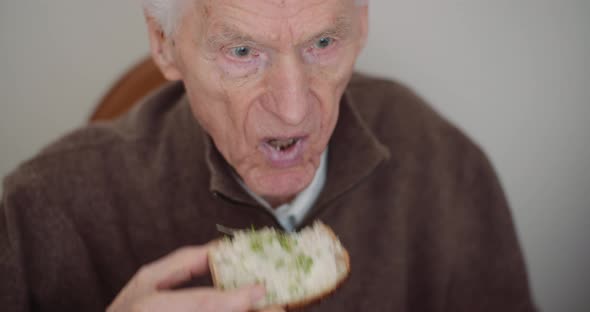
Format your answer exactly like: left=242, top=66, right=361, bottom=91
left=266, top=138, right=301, bottom=152
left=260, top=136, right=307, bottom=168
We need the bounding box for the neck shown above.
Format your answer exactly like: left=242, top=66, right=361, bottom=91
left=263, top=195, right=296, bottom=209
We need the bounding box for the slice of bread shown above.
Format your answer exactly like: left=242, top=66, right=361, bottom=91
left=208, top=221, right=350, bottom=310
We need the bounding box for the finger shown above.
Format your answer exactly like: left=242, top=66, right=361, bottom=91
left=220, top=284, right=267, bottom=311
left=138, top=245, right=212, bottom=290
left=139, top=284, right=266, bottom=312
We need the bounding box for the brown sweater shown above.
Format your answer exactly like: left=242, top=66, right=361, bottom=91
left=0, top=74, right=536, bottom=311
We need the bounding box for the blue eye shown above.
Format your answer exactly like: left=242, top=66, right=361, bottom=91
left=314, top=37, right=334, bottom=49
left=231, top=46, right=252, bottom=58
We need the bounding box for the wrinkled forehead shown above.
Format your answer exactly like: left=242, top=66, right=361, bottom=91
left=194, top=0, right=359, bottom=46
left=199, top=0, right=355, bottom=17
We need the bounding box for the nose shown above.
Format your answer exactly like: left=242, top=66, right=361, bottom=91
left=265, top=54, right=311, bottom=126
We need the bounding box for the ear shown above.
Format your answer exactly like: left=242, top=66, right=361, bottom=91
left=357, top=5, right=369, bottom=52
left=145, top=15, right=182, bottom=81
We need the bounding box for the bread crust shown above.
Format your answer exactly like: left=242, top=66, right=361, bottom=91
left=208, top=239, right=223, bottom=290
left=285, top=223, right=350, bottom=311
left=208, top=223, right=350, bottom=311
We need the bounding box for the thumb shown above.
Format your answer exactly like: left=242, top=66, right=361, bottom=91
left=221, top=284, right=267, bottom=311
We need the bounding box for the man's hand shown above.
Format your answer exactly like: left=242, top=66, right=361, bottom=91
left=107, top=245, right=284, bottom=312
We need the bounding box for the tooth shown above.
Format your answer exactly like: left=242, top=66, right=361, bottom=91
left=267, top=138, right=298, bottom=151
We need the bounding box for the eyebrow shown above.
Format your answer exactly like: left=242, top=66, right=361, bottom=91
left=205, top=15, right=354, bottom=51
left=206, top=26, right=260, bottom=51
left=315, top=15, right=354, bottom=40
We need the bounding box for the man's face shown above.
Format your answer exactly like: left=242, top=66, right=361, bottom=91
left=154, top=0, right=368, bottom=204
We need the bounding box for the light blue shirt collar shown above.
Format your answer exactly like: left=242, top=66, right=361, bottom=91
left=236, top=149, right=328, bottom=232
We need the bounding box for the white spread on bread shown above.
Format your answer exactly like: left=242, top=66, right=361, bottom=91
left=209, top=221, right=349, bottom=309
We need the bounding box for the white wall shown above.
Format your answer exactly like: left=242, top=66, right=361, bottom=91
left=1, top=1, right=589, bottom=311
left=356, top=2, right=590, bottom=311
left=0, top=1, right=148, bottom=178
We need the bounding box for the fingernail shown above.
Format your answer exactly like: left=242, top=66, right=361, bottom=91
left=249, top=285, right=266, bottom=302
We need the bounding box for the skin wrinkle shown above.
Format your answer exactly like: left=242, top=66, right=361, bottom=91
left=211, top=0, right=351, bottom=50
left=151, top=0, right=367, bottom=205
left=203, top=4, right=211, bottom=19
left=224, top=0, right=328, bottom=23
left=206, top=16, right=353, bottom=55
left=142, top=0, right=367, bottom=37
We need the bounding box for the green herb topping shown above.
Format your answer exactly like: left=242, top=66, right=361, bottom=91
left=250, top=235, right=264, bottom=253
left=278, top=233, right=296, bottom=252
left=296, top=253, right=314, bottom=274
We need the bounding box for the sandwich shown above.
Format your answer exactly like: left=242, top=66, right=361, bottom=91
left=208, top=221, right=350, bottom=310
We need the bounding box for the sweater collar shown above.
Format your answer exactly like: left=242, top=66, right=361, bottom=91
left=201, top=83, right=391, bottom=211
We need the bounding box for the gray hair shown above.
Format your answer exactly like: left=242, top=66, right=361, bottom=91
left=140, top=0, right=189, bottom=36
left=141, top=0, right=368, bottom=37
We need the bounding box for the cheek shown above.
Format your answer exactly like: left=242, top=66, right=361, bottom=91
left=182, top=69, right=249, bottom=157
left=216, top=53, right=270, bottom=82
left=309, top=68, right=353, bottom=150
left=320, top=100, right=340, bottom=143
left=317, top=53, right=356, bottom=84
left=217, top=59, right=257, bottom=80
left=184, top=74, right=226, bottom=129
left=174, top=38, right=265, bottom=167
left=304, top=88, right=340, bottom=156
left=307, top=56, right=356, bottom=124
left=187, top=94, right=257, bottom=169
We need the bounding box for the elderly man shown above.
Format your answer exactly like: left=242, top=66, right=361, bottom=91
left=0, top=0, right=536, bottom=311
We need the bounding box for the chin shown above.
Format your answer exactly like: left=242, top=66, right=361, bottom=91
left=246, top=163, right=316, bottom=201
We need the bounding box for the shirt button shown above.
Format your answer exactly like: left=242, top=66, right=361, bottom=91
left=288, top=215, right=297, bottom=229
